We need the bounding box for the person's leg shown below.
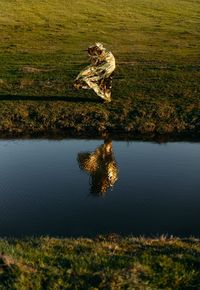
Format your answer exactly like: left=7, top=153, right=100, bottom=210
left=84, top=78, right=108, bottom=100
left=99, top=78, right=112, bottom=102
left=74, top=66, right=93, bottom=89
left=74, top=79, right=90, bottom=89
left=75, top=68, right=112, bottom=102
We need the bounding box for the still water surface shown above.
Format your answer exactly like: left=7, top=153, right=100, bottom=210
left=0, top=139, right=200, bottom=237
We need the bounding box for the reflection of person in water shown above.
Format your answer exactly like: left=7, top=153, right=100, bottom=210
left=77, top=140, right=118, bottom=196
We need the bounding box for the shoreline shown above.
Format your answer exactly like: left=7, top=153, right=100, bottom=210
left=0, top=94, right=199, bottom=139
left=0, top=129, right=200, bottom=143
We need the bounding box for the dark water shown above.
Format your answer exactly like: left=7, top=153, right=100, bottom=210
left=0, top=139, right=200, bottom=237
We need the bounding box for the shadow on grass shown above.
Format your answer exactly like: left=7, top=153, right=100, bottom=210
left=0, top=95, right=100, bottom=103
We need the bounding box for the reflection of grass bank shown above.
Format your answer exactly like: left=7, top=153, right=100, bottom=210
left=0, top=0, right=199, bottom=136
left=1, top=236, right=200, bottom=289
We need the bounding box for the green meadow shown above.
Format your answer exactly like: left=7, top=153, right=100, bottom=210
left=0, top=0, right=199, bottom=136
left=1, top=236, right=200, bottom=289
left=0, top=0, right=199, bottom=62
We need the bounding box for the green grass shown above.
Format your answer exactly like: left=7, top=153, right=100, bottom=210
left=0, top=3, right=199, bottom=288
left=1, top=236, right=200, bottom=289
left=1, top=0, right=200, bottom=62
left=0, top=0, right=199, bottom=136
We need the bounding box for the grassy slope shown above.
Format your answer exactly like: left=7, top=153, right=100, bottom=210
left=0, top=0, right=200, bottom=135
left=1, top=236, right=200, bottom=289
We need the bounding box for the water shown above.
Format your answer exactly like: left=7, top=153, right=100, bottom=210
left=0, top=139, right=200, bottom=237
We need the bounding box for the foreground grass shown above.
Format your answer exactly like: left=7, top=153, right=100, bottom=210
left=0, top=0, right=200, bottom=136
left=0, top=236, right=200, bottom=289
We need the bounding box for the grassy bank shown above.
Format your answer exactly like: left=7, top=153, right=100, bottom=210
left=0, top=0, right=200, bottom=136
left=0, top=236, right=200, bottom=289
left=0, top=94, right=199, bottom=137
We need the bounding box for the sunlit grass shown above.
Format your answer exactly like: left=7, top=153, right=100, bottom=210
left=0, top=3, right=200, bottom=287
left=0, top=0, right=199, bottom=135
left=0, top=236, right=200, bottom=289
left=0, top=0, right=199, bottom=62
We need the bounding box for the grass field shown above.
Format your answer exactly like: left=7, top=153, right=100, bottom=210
left=0, top=0, right=199, bottom=135
left=1, top=236, right=200, bottom=289
left=0, top=2, right=200, bottom=288
left=1, top=0, right=200, bottom=61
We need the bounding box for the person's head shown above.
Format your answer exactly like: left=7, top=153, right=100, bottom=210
left=87, top=42, right=106, bottom=56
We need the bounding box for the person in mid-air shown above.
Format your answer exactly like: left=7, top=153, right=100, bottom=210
left=74, top=42, right=116, bottom=102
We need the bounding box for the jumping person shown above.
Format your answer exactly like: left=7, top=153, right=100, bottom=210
left=74, top=43, right=116, bottom=102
